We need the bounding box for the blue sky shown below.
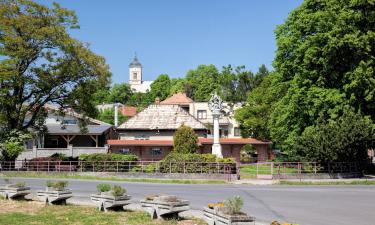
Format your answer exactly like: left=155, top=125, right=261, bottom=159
left=39, top=0, right=303, bottom=84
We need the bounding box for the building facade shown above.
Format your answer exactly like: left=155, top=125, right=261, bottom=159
left=108, top=94, right=272, bottom=162
left=128, top=55, right=153, bottom=93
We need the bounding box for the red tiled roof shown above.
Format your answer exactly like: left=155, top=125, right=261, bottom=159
left=161, top=93, right=194, bottom=105
left=108, top=139, right=173, bottom=146
left=108, top=138, right=271, bottom=146
left=198, top=138, right=271, bottom=145
left=120, top=106, right=137, bottom=117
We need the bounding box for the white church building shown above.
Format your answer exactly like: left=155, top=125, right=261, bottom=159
left=128, top=55, right=153, bottom=93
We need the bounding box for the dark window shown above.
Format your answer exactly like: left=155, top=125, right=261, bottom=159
left=133, top=72, right=137, bottom=80
left=150, top=148, right=162, bottom=156
left=197, top=110, right=207, bottom=119
left=120, top=148, right=130, bottom=154
left=234, top=127, right=241, bottom=136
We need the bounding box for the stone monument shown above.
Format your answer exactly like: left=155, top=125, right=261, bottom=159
left=208, top=92, right=223, bottom=158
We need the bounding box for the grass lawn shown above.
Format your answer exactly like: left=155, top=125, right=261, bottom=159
left=0, top=171, right=226, bottom=185
left=280, top=180, right=375, bottom=185
left=240, top=164, right=298, bottom=179
left=0, top=199, right=206, bottom=225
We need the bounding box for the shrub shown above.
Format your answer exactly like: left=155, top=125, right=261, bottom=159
left=46, top=180, right=54, bottom=188
left=173, top=125, right=198, bottom=153
left=46, top=181, right=68, bottom=191
left=79, top=153, right=138, bottom=162
left=111, top=185, right=126, bottom=197
left=79, top=153, right=138, bottom=172
left=223, top=196, right=244, bottom=215
left=97, top=183, right=111, bottom=193
left=159, top=153, right=236, bottom=173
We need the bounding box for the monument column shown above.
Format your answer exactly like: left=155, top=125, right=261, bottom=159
left=209, top=93, right=223, bottom=158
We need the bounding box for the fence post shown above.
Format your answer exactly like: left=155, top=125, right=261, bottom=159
left=117, top=161, right=119, bottom=173
left=271, top=162, right=274, bottom=176
left=256, top=163, right=259, bottom=177
left=69, top=161, right=72, bottom=172
left=80, top=161, right=83, bottom=172
left=183, top=161, right=186, bottom=174
left=314, top=162, right=317, bottom=174
left=37, top=161, right=39, bottom=172
left=92, top=161, right=95, bottom=172
left=169, top=161, right=172, bottom=174
left=48, top=161, right=50, bottom=172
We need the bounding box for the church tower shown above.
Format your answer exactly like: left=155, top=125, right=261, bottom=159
left=129, top=55, right=142, bottom=85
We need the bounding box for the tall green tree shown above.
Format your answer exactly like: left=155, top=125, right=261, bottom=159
left=294, top=109, right=374, bottom=164
left=186, top=65, right=219, bottom=101
left=96, top=108, right=127, bottom=125
left=149, top=74, right=171, bottom=100
left=0, top=0, right=111, bottom=135
left=269, top=0, right=375, bottom=153
left=235, top=72, right=283, bottom=140
left=108, top=83, right=132, bottom=104
left=173, top=125, right=198, bottom=154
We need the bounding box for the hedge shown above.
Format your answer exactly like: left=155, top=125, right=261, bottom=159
left=79, top=153, right=138, bottom=172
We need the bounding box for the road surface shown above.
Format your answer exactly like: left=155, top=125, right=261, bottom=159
left=0, top=178, right=374, bottom=225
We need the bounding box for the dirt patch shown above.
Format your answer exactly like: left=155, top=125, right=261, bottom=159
left=0, top=200, right=44, bottom=214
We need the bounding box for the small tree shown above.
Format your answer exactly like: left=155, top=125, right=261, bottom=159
left=173, top=125, right=198, bottom=154
left=0, top=130, right=31, bottom=161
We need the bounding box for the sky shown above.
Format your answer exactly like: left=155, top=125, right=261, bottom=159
left=38, top=0, right=303, bottom=84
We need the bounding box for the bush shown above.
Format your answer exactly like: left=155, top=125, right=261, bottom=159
left=159, top=153, right=236, bottom=174
left=97, top=183, right=111, bottom=193
left=79, top=153, right=138, bottom=172
left=173, top=125, right=198, bottom=153
left=223, top=196, right=244, bottom=215
left=111, top=185, right=126, bottom=197
left=46, top=181, right=68, bottom=191
left=79, top=153, right=138, bottom=162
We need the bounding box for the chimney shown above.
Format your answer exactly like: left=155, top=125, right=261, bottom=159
left=114, top=103, right=119, bottom=127
left=155, top=97, right=160, bottom=105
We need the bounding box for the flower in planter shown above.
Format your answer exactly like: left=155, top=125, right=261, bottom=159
left=208, top=202, right=224, bottom=209
left=96, top=184, right=111, bottom=194
left=111, top=185, right=126, bottom=197
left=96, top=184, right=126, bottom=197
left=45, top=181, right=68, bottom=191
left=221, top=195, right=244, bottom=215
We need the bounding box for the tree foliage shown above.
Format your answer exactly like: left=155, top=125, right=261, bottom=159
left=96, top=108, right=127, bottom=125
left=269, top=0, right=375, bottom=152
left=293, top=109, right=374, bottom=164
left=149, top=74, right=171, bottom=100
left=0, top=130, right=31, bottom=160
left=173, top=125, right=198, bottom=154
left=0, top=0, right=111, bottom=135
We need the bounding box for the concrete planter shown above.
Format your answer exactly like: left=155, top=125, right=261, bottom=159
left=203, top=207, right=255, bottom=225
left=90, top=193, right=131, bottom=211
left=141, top=195, right=190, bottom=219
left=0, top=185, right=31, bottom=200
left=37, top=188, right=72, bottom=205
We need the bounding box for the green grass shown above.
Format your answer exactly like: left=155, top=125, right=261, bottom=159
left=0, top=172, right=226, bottom=185
left=240, top=164, right=298, bottom=179
left=0, top=200, right=206, bottom=225
left=280, top=180, right=375, bottom=185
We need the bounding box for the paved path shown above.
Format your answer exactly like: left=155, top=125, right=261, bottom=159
left=1, top=177, right=374, bottom=225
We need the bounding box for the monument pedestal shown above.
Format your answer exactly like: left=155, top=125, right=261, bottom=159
left=212, top=143, right=223, bottom=158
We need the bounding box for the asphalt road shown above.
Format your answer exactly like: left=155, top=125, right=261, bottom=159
left=1, top=178, right=374, bottom=225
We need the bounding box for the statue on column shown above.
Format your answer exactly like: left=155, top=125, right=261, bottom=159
left=209, top=92, right=223, bottom=158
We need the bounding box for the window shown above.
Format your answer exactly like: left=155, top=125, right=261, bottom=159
left=197, top=110, right=207, bottom=119
left=150, top=148, right=162, bottom=156
left=24, top=140, right=33, bottom=150
left=133, top=72, right=137, bottom=80
left=234, top=127, right=241, bottom=136
left=120, top=148, right=130, bottom=154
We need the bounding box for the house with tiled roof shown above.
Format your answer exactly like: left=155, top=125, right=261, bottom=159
left=108, top=95, right=272, bottom=162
